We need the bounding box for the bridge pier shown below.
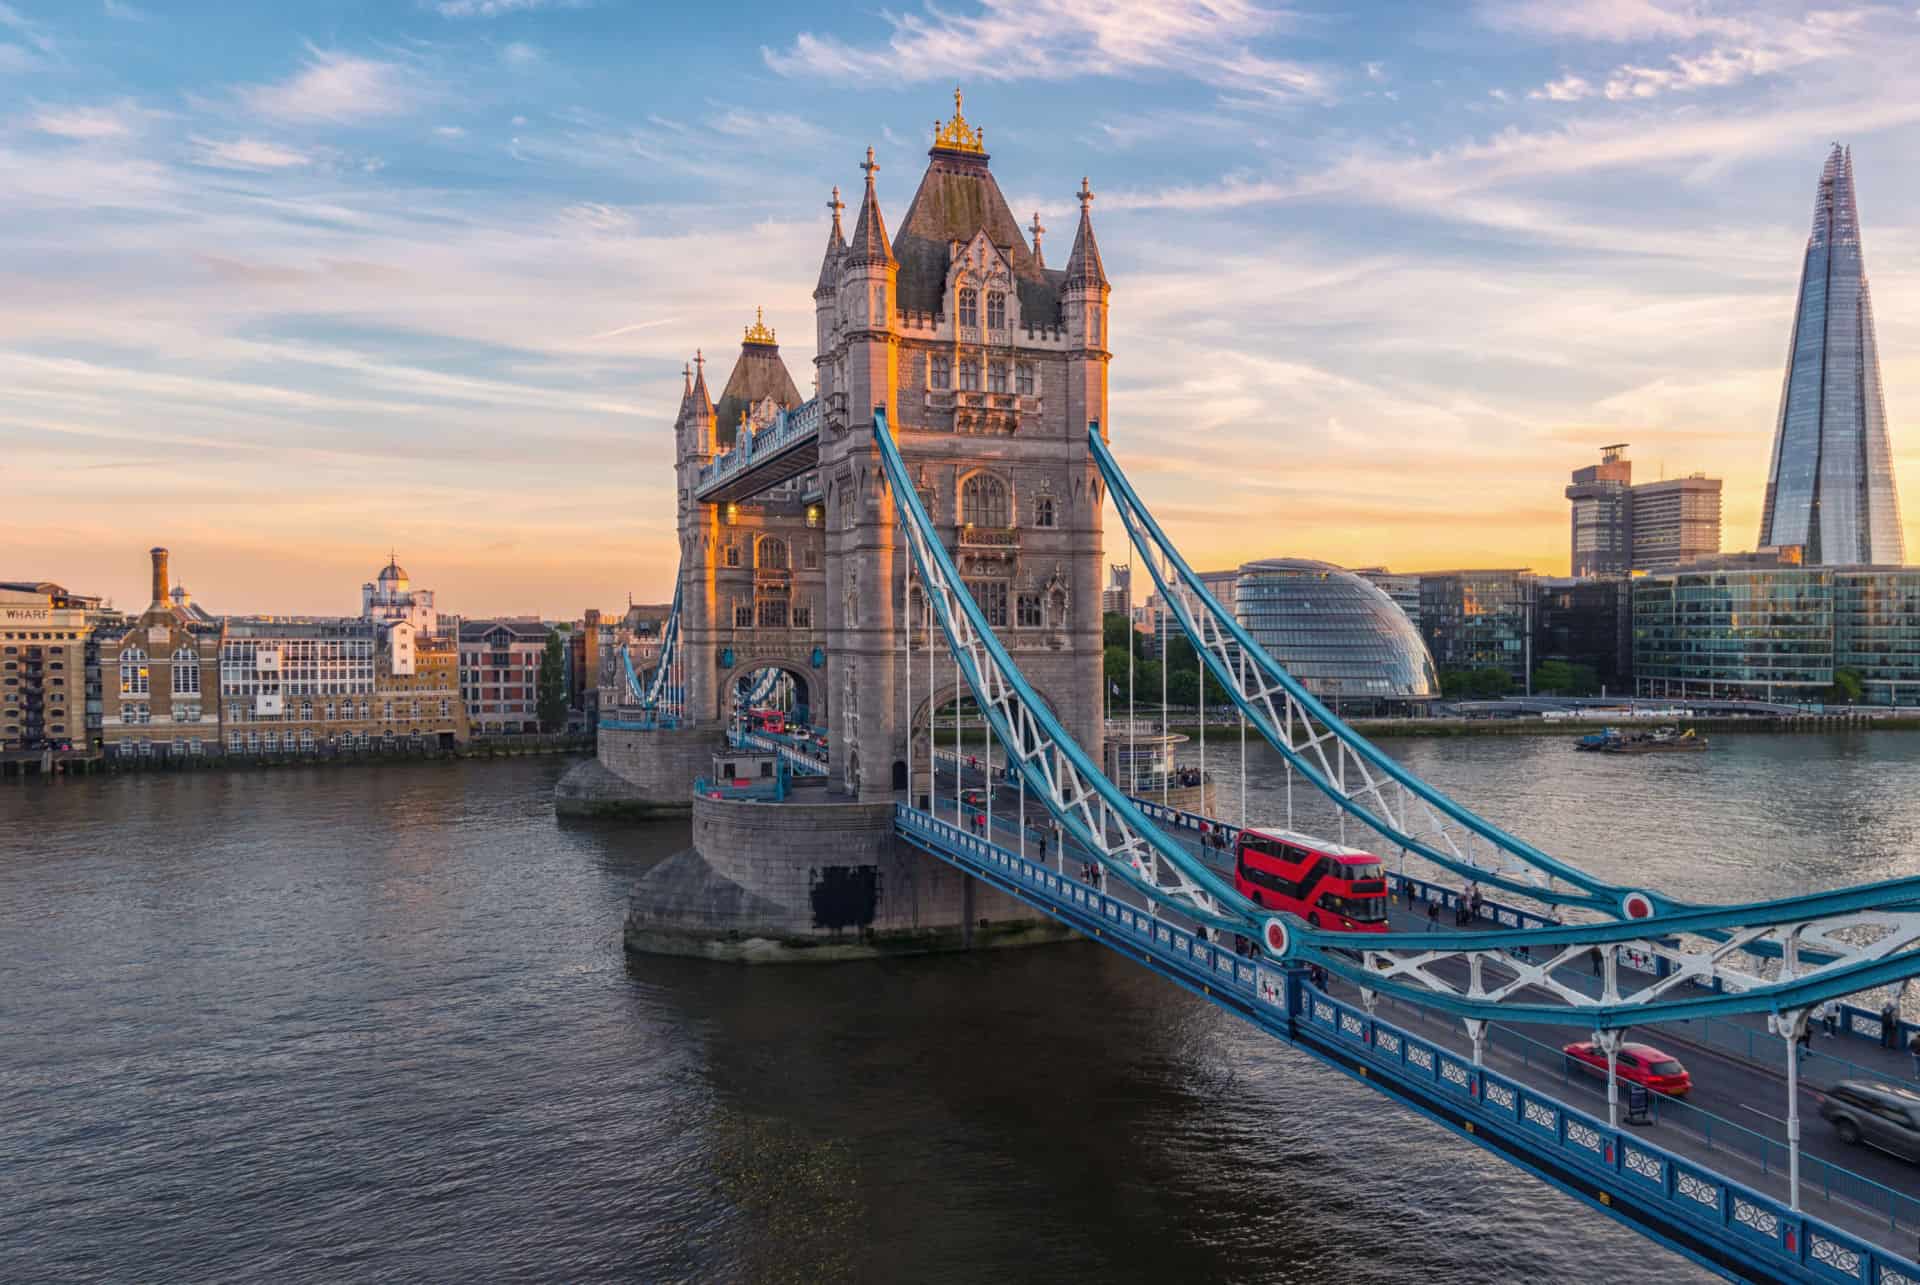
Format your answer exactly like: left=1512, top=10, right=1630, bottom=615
left=622, top=792, right=1073, bottom=962
left=554, top=724, right=721, bottom=818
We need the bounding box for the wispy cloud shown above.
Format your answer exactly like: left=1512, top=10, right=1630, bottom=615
left=102, top=0, right=147, bottom=19
left=765, top=0, right=1332, bottom=104
left=0, top=2, right=55, bottom=53
left=431, top=0, right=575, bottom=15
left=1529, top=73, right=1593, bottom=101
left=1477, top=0, right=1741, bottom=43
left=237, top=47, right=426, bottom=124
left=500, top=41, right=541, bottom=67
left=32, top=103, right=136, bottom=139
left=189, top=136, right=313, bottom=171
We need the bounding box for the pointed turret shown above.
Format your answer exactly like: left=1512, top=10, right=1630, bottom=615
left=847, top=147, right=895, bottom=267
left=815, top=186, right=848, bottom=297
left=1028, top=210, right=1047, bottom=271
left=683, top=348, right=715, bottom=457
left=1063, top=177, right=1108, bottom=290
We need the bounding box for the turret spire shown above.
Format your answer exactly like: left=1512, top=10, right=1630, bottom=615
left=1063, top=176, right=1108, bottom=289
left=1029, top=210, right=1047, bottom=269
left=815, top=185, right=849, bottom=295
left=847, top=146, right=895, bottom=266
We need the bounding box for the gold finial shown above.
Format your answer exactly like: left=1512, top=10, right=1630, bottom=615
left=743, top=306, right=776, bottom=346
left=932, top=86, right=986, bottom=154
left=1077, top=176, right=1094, bottom=212
left=861, top=146, right=879, bottom=181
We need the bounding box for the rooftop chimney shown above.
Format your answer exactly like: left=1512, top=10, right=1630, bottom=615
left=150, top=546, right=170, bottom=606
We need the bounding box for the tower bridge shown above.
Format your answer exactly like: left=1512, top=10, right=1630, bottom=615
left=553, top=99, right=1920, bottom=1282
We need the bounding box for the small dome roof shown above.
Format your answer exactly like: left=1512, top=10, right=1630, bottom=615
left=378, top=554, right=408, bottom=583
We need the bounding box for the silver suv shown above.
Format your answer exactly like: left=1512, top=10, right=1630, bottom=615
left=1819, top=1080, right=1920, bottom=1163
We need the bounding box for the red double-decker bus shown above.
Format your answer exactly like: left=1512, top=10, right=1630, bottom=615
left=747, top=708, right=786, bottom=734
left=1232, top=827, right=1389, bottom=932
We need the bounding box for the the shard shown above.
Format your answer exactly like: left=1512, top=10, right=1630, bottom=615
left=1757, top=145, right=1904, bottom=565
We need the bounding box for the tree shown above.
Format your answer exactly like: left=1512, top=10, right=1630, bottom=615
left=1439, top=667, right=1514, bottom=699
left=1828, top=665, right=1864, bottom=705
left=1532, top=660, right=1600, bottom=697
left=537, top=630, right=568, bottom=732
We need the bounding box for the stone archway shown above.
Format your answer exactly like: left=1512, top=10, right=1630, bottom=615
left=714, top=656, right=822, bottom=726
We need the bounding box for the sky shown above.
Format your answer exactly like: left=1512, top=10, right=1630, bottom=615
left=7, top=0, right=1920, bottom=617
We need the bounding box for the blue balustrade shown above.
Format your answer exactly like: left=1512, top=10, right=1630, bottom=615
left=893, top=800, right=1920, bottom=1284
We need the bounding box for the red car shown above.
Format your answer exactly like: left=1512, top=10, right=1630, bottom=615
left=1562, top=1041, right=1692, bottom=1096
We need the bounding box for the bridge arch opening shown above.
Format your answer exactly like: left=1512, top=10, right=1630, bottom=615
left=723, top=661, right=816, bottom=728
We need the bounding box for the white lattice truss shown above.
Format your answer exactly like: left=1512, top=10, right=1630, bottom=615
left=1335, top=901, right=1920, bottom=1026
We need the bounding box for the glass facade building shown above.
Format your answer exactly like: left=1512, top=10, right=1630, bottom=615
left=1834, top=570, right=1920, bottom=704
left=1235, top=559, right=1437, bottom=711
left=1757, top=145, right=1905, bottom=566
left=1417, top=570, right=1535, bottom=685
left=1632, top=569, right=1832, bottom=702
left=1534, top=578, right=1632, bottom=691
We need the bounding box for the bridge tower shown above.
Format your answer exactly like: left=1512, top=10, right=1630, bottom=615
left=816, top=92, right=1108, bottom=799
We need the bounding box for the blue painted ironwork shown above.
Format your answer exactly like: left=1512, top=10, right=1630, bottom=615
left=894, top=802, right=1920, bottom=1285
left=693, top=397, right=822, bottom=501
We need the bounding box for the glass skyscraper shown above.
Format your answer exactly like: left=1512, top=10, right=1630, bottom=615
left=1757, top=144, right=1905, bottom=566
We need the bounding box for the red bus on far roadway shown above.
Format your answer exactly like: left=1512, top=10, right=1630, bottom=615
left=1232, top=826, right=1390, bottom=932
left=747, top=708, right=786, bottom=734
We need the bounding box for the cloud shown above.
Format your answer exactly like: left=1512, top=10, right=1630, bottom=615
left=765, top=0, right=1332, bottom=104
left=237, top=47, right=425, bottom=124
left=1477, top=0, right=1741, bottom=43
left=0, top=2, right=54, bottom=53
left=500, top=41, right=541, bottom=67
left=431, top=0, right=572, bottom=15
left=434, top=125, right=466, bottom=138
left=103, top=0, right=147, bottom=18
left=33, top=104, right=135, bottom=140
left=1529, top=73, right=1592, bottom=101
left=189, top=136, right=313, bottom=171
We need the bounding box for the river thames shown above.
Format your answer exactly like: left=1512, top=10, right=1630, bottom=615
left=4, top=733, right=1918, bottom=1283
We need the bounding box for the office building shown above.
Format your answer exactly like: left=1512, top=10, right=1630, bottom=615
left=1758, top=144, right=1905, bottom=566
left=1533, top=577, right=1632, bottom=692
left=1565, top=444, right=1634, bottom=577
left=1235, top=559, right=1437, bottom=712
left=1418, top=570, right=1536, bottom=685
left=1632, top=567, right=1834, bottom=704
left=1564, top=445, right=1722, bottom=574
left=219, top=617, right=379, bottom=754
left=1631, top=475, right=1722, bottom=571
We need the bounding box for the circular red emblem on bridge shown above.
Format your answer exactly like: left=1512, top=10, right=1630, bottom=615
left=1263, top=917, right=1290, bottom=956
left=1621, top=891, right=1655, bottom=920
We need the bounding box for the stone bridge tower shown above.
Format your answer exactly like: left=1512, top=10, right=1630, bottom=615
left=674, top=320, right=829, bottom=726
left=816, top=92, right=1109, bottom=799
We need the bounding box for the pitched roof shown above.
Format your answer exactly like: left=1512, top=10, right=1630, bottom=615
left=891, top=148, right=1059, bottom=322
left=712, top=338, right=803, bottom=449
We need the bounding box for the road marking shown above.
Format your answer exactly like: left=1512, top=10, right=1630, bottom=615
left=1740, top=1103, right=1787, bottom=1126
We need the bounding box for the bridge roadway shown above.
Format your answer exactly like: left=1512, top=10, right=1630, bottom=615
left=920, top=757, right=1920, bottom=1256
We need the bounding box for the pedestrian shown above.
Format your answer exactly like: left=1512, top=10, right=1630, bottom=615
left=1908, top=1029, right=1920, bottom=1078
left=1427, top=900, right=1440, bottom=931
left=1883, top=1000, right=1900, bottom=1050
left=1819, top=998, right=1839, bottom=1038
left=1797, top=1021, right=1812, bottom=1059
left=1404, top=879, right=1416, bottom=909
left=1591, top=945, right=1604, bottom=978
left=1037, top=830, right=1048, bottom=864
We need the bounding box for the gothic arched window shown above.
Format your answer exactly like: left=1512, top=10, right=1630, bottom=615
left=121, top=647, right=149, bottom=696
left=986, top=290, right=1005, bottom=330
left=958, top=358, right=979, bottom=391
left=1035, top=495, right=1056, bottom=528
left=757, top=536, right=789, bottom=570
left=957, top=288, right=978, bottom=328
left=929, top=355, right=950, bottom=390
left=172, top=647, right=200, bottom=695
left=961, top=473, right=1009, bottom=528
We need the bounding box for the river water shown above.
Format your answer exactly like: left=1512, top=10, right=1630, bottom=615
left=3, top=734, right=1916, bottom=1284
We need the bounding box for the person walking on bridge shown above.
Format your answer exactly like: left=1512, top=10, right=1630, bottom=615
left=1882, top=1000, right=1901, bottom=1050
left=1908, top=1028, right=1920, bottom=1078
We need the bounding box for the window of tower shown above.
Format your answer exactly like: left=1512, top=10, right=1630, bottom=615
left=966, top=580, right=1009, bottom=628
left=986, top=291, right=1005, bottom=330
left=735, top=604, right=754, bottom=628
left=1016, top=363, right=1035, bottom=396
left=958, top=358, right=979, bottom=391
left=756, top=536, right=789, bottom=570
left=1017, top=593, right=1042, bottom=628
left=961, top=473, right=1010, bottom=528
left=958, top=288, right=978, bottom=328
left=1035, top=496, right=1056, bottom=528
left=988, top=362, right=1007, bottom=394
left=930, top=355, right=950, bottom=390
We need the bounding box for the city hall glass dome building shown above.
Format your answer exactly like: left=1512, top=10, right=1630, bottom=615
left=1234, top=559, right=1438, bottom=712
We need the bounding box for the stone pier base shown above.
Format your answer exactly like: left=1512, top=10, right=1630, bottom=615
left=554, top=724, right=720, bottom=818
left=623, top=792, right=1076, bottom=962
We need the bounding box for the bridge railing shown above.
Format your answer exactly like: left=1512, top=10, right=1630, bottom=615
left=894, top=801, right=1920, bottom=1283
left=729, top=727, right=827, bottom=777
left=694, top=397, right=821, bottom=493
